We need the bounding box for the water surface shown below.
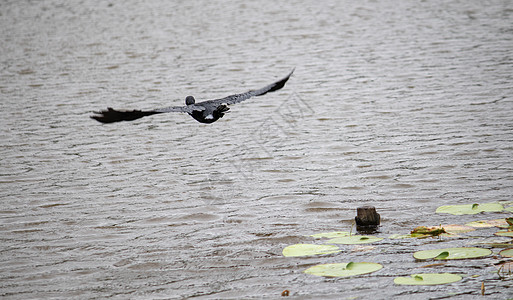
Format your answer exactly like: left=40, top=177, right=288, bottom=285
left=1, top=0, right=513, bottom=298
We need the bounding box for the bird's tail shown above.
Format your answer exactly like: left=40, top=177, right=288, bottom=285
left=90, top=107, right=163, bottom=123
left=217, top=104, right=230, bottom=113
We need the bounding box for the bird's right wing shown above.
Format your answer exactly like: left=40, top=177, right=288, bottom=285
left=90, top=105, right=205, bottom=124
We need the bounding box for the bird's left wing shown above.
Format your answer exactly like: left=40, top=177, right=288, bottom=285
left=208, top=68, right=294, bottom=106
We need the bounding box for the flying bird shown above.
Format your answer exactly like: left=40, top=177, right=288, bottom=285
left=91, top=69, right=294, bottom=124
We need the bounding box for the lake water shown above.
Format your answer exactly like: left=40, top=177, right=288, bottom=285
left=1, top=0, right=513, bottom=299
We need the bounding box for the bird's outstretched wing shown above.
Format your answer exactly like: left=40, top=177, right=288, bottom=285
left=90, top=107, right=162, bottom=123
left=207, top=68, right=295, bottom=106
left=90, top=105, right=205, bottom=123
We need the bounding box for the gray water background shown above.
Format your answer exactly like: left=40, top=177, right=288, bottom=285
left=1, top=0, right=513, bottom=299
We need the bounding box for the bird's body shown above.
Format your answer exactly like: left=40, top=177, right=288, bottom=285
left=188, top=103, right=229, bottom=123
left=91, top=69, right=294, bottom=124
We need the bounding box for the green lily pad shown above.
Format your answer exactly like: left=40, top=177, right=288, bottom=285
left=327, top=235, right=383, bottom=245
left=505, top=206, right=513, bottom=213
left=495, top=231, right=513, bottom=238
left=304, top=262, right=383, bottom=277
left=394, top=273, right=462, bottom=285
left=282, top=244, right=341, bottom=257
left=436, top=202, right=504, bottom=215
left=466, top=218, right=509, bottom=228
left=499, top=248, right=513, bottom=258
left=310, top=231, right=350, bottom=238
left=413, top=247, right=492, bottom=260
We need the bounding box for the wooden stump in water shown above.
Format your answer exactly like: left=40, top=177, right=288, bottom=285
left=355, top=206, right=380, bottom=227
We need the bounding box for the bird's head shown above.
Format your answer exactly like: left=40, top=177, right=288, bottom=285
left=185, top=96, right=195, bottom=105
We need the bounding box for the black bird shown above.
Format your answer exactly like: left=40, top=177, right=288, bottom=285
left=91, top=69, right=294, bottom=124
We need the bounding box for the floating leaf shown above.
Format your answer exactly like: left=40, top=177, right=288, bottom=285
left=505, top=206, right=513, bottom=213
left=413, top=247, right=491, bottom=260
left=466, top=219, right=509, bottom=228
left=436, top=202, right=504, bottom=215
left=499, top=248, right=513, bottom=258
left=327, top=235, right=383, bottom=245
left=394, top=273, right=462, bottom=285
left=310, top=231, right=350, bottom=239
left=484, top=242, right=513, bottom=248
left=442, top=224, right=475, bottom=234
left=411, top=226, right=446, bottom=237
left=495, top=231, right=513, bottom=238
left=304, top=262, right=383, bottom=277
left=282, top=244, right=340, bottom=257
left=390, top=227, right=469, bottom=240
left=469, top=238, right=513, bottom=248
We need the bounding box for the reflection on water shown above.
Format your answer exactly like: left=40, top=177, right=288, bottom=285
left=1, top=0, right=512, bottom=298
